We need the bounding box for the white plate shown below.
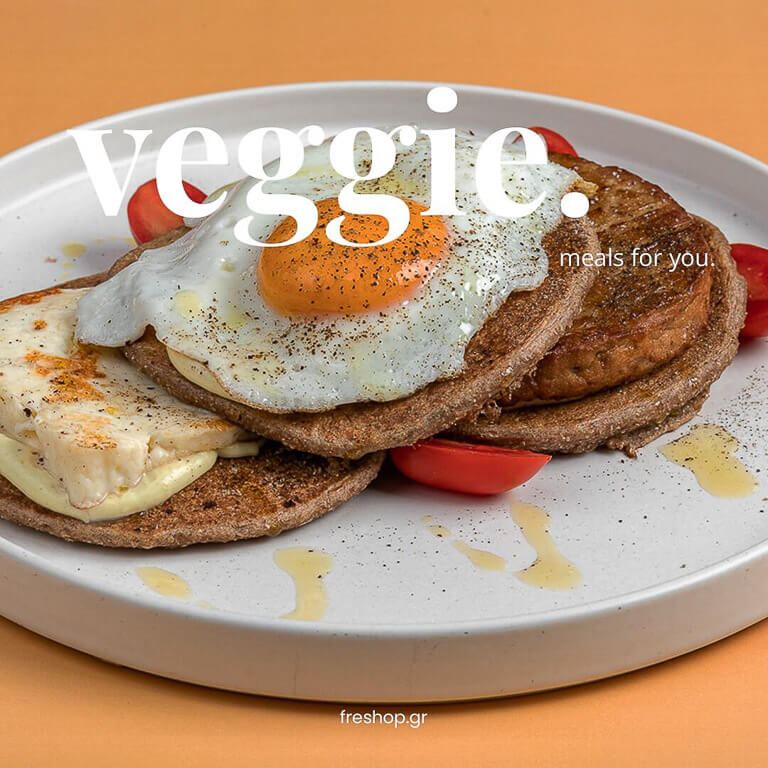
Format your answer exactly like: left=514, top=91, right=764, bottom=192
left=0, top=82, right=766, bottom=703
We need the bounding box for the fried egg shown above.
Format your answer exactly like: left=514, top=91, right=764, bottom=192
left=76, top=130, right=579, bottom=412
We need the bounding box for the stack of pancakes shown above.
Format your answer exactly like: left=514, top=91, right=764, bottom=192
left=114, top=216, right=598, bottom=458
left=0, top=155, right=746, bottom=548
left=452, top=156, right=747, bottom=454
left=118, top=156, right=745, bottom=462
left=506, top=160, right=713, bottom=406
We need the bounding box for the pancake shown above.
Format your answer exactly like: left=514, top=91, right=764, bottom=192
left=111, top=218, right=600, bottom=459
left=0, top=443, right=384, bottom=549
left=502, top=154, right=713, bottom=405
left=0, top=274, right=384, bottom=548
left=604, top=390, right=708, bottom=458
left=449, top=218, right=746, bottom=454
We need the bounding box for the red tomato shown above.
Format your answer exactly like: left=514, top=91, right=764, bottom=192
left=731, top=243, right=768, bottom=301
left=514, top=126, right=577, bottom=157
left=731, top=243, right=768, bottom=338
left=390, top=438, right=551, bottom=496
left=742, top=300, right=768, bottom=339
left=127, top=179, right=206, bottom=244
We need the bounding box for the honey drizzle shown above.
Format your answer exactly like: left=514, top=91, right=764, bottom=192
left=422, top=515, right=507, bottom=571
left=660, top=423, right=757, bottom=498
left=135, top=566, right=191, bottom=598
left=510, top=502, right=581, bottom=590
left=273, top=547, right=333, bottom=621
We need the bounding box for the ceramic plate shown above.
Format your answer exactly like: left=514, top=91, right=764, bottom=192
left=0, top=82, right=766, bottom=702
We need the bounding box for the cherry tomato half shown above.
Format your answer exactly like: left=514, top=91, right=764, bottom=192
left=742, top=300, right=768, bottom=339
left=731, top=243, right=768, bottom=338
left=390, top=438, right=551, bottom=495
left=127, top=178, right=206, bottom=244
left=732, top=243, right=768, bottom=301
left=513, top=126, right=577, bottom=157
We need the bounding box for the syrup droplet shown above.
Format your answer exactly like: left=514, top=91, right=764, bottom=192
left=660, top=423, right=757, bottom=498
left=136, top=566, right=191, bottom=598
left=510, top=502, right=581, bottom=590
left=274, top=547, right=333, bottom=621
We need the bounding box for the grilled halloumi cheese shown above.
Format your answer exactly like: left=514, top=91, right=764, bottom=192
left=0, top=286, right=244, bottom=516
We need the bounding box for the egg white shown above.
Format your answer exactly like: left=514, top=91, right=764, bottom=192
left=76, top=130, right=578, bottom=412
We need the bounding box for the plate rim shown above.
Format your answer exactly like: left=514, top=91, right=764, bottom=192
left=3, top=522, right=768, bottom=637
left=2, top=79, right=766, bottom=175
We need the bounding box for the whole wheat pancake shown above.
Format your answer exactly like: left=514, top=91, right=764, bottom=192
left=503, top=154, right=713, bottom=405
left=604, top=389, right=708, bottom=457
left=0, top=443, right=384, bottom=549
left=449, top=218, right=746, bottom=454
left=0, top=274, right=383, bottom=548
left=110, top=219, right=600, bottom=459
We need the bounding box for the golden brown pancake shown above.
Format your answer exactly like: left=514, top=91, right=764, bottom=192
left=0, top=443, right=384, bottom=549
left=449, top=218, right=746, bottom=454
left=604, top=389, right=709, bottom=458
left=503, top=154, right=713, bottom=405
left=109, top=218, right=600, bottom=459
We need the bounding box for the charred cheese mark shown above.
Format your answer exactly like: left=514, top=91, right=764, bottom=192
left=62, top=413, right=117, bottom=450
left=25, top=348, right=105, bottom=403
left=0, top=287, right=62, bottom=314
left=33, top=319, right=47, bottom=331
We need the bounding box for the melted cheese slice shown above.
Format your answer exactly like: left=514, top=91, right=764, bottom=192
left=168, top=350, right=292, bottom=416
left=217, top=439, right=264, bottom=458
left=0, top=287, right=243, bottom=510
left=167, top=347, right=234, bottom=399
left=0, top=435, right=216, bottom=522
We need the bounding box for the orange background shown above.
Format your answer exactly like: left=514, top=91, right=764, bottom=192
left=1, top=0, right=767, bottom=765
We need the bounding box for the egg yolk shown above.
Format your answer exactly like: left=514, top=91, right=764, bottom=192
left=258, top=197, right=449, bottom=316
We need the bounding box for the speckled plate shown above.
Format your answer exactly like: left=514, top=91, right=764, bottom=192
left=0, top=82, right=767, bottom=702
